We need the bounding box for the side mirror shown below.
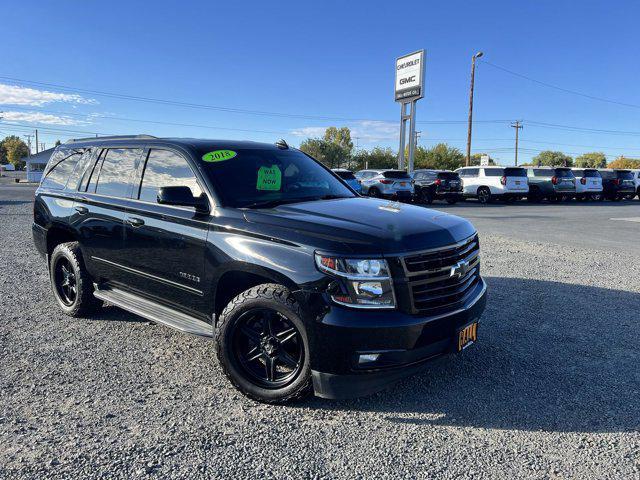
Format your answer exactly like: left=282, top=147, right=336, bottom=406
left=157, top=186, right=209, bottom=212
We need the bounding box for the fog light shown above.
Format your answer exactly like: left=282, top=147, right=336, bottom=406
left=358, top=353, right=380, bottom=365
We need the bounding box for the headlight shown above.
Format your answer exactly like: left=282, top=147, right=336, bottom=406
left=315, top=254, right=395, bottom=309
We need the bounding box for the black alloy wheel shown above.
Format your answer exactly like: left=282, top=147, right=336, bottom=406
left=54, top=257, right=77, bottom=306
left=231, top=308, right=304, bottom=389
left=477, top=187, right=491, bottom=204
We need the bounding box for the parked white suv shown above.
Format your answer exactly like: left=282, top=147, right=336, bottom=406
left=571, top=168, right=603, bottom=201
left=355, top=169, right=414, bottom=201
left=456, top=166, right=529, bottom=204
left=631, top=170, right=640, bottom=199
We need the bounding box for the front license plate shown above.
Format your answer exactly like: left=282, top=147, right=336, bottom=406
left=457, top=322, right=478, bottom=351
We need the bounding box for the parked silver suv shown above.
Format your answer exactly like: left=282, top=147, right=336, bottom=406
left=355, top=169, right=414, bottom=201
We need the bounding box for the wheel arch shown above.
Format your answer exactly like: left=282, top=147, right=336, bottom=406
left=46, top=224, right=78, bottom=257
left=212, top=263, right=300, bottom=323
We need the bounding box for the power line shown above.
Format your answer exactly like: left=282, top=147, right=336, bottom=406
left=480, top=60, right=640, bottom=110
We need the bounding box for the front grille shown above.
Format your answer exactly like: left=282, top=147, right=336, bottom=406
left=401, top=235, right=481, bottom=314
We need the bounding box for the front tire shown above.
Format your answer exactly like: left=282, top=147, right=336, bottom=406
left=215, top=284, right=312, bottom=404
left=50, top=242, right=102, bottom=317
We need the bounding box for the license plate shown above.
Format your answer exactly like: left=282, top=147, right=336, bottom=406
left=515, top=181, right=521, bottom=185
left=457, top=322, right=478, bottom=351
left=399, top=182, right=406, bottom=186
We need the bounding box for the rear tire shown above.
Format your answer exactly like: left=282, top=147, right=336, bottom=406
left=369, top=187, right=381, bottom=198
left=446, top=197, right=458, bottom=204
left=215, top=284, right=312, bottom=404
left=420, top=189, right=433, bottom=204
left=50, top=242, right=102, bottom=317
left=477, top=187, right=492, bottom=204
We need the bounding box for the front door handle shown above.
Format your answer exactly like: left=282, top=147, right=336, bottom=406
left=74, top=205, right=88, bottom=215
left=126, top=217, right=145, bottom=227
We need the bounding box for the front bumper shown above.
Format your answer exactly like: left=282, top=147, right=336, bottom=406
left=309, top=277, right=487, bottom=399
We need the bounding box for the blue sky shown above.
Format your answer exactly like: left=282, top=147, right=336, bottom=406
left=1, top=0, right=639, bottom=164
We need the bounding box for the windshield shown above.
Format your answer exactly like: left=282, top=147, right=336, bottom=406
left=197, top=147, right=355, bottom=208
left=383, top=170, right=410, bottom=179
left=334, top=170, right=356, bottom=180
left=437, top=171, right=459, bottom=180
left=555, top=169, right=575, bottom=178
left=504, top=167, right=527, bottom=177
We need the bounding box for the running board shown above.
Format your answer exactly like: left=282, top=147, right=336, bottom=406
left=93, top=287, right=213, bottom=338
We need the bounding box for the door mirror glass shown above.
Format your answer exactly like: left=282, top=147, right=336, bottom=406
left=157, top=186, right=209, bottom=211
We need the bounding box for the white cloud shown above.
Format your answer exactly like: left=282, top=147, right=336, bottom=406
left=291, top=120, right=399, bottom=144
left=0, top=83, right=97, bottom=107
left=0, top=111, right=89, bottom=126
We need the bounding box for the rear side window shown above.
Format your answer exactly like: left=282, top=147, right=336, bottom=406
left=94, top=148, right=142, bottom=198
left=383, top=171, right=410, bottom=179
left=41, top=149, right=83, bottom=190
left=533, top=169, right=553, bottom=177
left=465, top=168, right=479, bottom=177
left=483, top=168, right=504, bottom=177
left=504, top=168, right=527, bottom=177
left=555, top=169, right=575, bottom=178
left=572, top=169, right=584, bottom=177
left=617, top=170, right=633, bottom=180
left=599, top=170, right=615, bottom=179
left=138, top=149, right=202, bottom=203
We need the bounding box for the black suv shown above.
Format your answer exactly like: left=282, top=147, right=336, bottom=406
left=33, top=136, right=486, bottom=403
left=412, top=169, right=463, bottom=204
left=599, top=169, right=636, bottom=201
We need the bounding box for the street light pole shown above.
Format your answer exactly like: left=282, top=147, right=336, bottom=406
left=466, top=51, right=483, bottom=167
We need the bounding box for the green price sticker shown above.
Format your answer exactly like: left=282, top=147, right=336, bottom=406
left=257, top=165, right=282, bottom=191
left=202, top=150, right=237, bottom=162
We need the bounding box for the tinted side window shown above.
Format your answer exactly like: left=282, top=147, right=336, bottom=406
left=483, top=169, right=504, bottom=177
left=138, top=149, right=202, bottom=203
left=466, top=168, right=479, bottom=177
left=95, top=148, right=141, bottom=198
left=533, top=169, right=553, bottom=177
left=41, top=149, right=83, bottom=190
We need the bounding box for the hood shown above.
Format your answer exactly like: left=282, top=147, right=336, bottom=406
left=242, top=197, right=476, bottom=255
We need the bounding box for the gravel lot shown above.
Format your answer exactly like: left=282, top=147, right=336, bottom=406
left=1, top=188, right=639, bottom=479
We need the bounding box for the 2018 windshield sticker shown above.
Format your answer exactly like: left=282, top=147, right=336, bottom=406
left=256, top=165, right=282, bottom=191
left=202, top=150, right=237, bottom=162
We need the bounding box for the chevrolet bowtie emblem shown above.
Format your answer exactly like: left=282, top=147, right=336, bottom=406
left=450, top=259, right=470, bottom=279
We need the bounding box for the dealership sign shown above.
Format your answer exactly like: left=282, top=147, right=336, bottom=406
left=395, top=50, right=425, bottom=102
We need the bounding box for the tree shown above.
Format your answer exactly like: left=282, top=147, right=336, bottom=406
left=299, top=138, right=350, bottom=169
left=352, top=147, right=397, bottom=170
left=531, top=150, right=573, bottom=167
left=55, top=139, right=62, bottom=147
left=414, top=143, right=465, bottom=170
left=323, top=127, right=353, bottom=152
left=607, top=156, right=640, bottom=169
left=0, top=136, right=30, bottom=169
left=574, top=152, right=607, bottom=168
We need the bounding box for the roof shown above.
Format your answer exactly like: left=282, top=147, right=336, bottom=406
left=64, top=135, right=285, bottom=151
left=21, top=147, right=55, bottom=165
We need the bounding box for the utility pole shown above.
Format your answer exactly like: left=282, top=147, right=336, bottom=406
left=35, top=129, right=39, bottom=154
left=466, top=51, right=484, bottom=166
left=23, top=135, right=33, bottom=156
left=510, top=121, right=523, bottom=166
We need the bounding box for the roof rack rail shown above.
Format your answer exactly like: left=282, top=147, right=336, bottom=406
left=66, top=134, right=157, bottom=144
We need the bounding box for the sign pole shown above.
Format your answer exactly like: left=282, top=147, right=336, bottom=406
left=398, top=103, right=407, bottom=169
left=407, top=100, right=417, bottom=173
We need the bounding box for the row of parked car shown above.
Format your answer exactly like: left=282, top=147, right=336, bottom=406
left=333, top=166, right=640, bottom=204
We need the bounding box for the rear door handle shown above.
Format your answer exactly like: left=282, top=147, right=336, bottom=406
left=126, top=217, right=145, bottom=227
left=74, top=206, right=88, bottom=215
